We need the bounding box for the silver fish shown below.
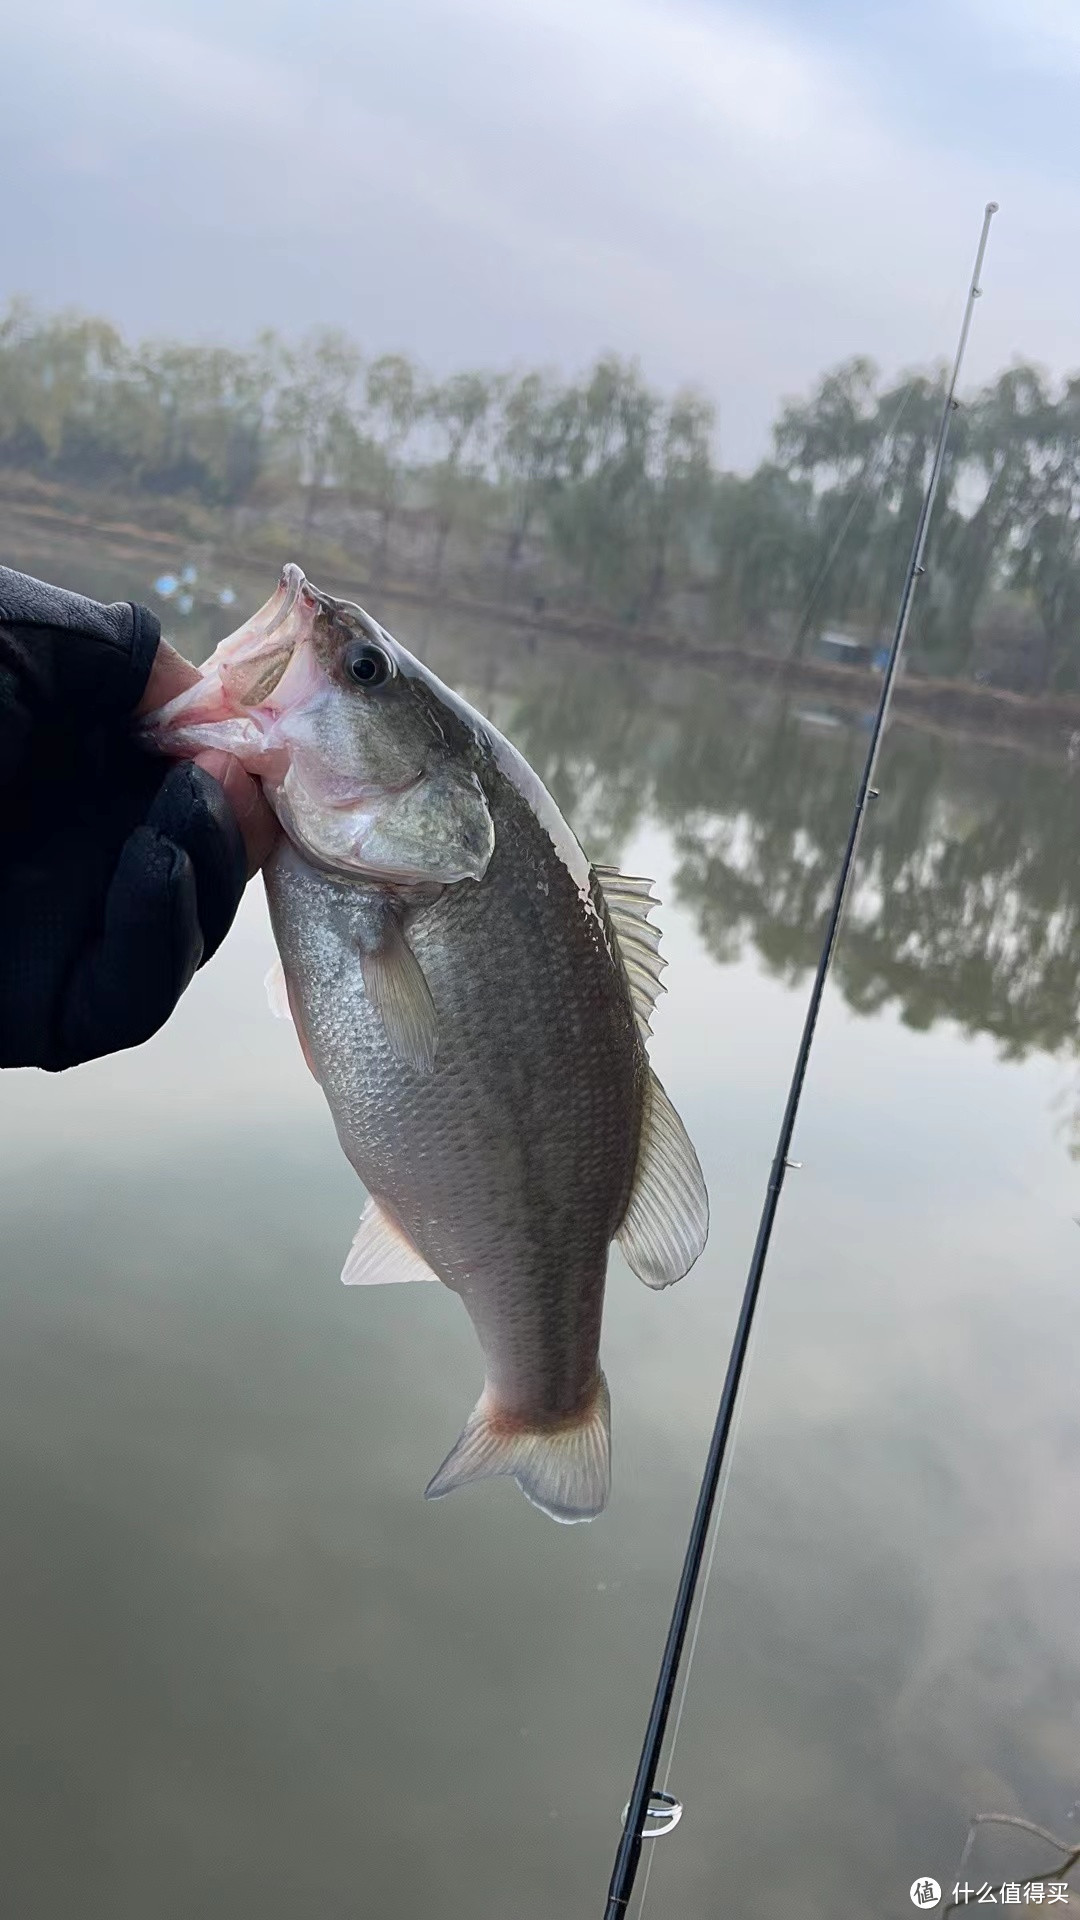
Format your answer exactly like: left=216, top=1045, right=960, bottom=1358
left=144, top=565, right=708, bottom=1522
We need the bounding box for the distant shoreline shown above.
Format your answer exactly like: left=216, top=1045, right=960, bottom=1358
left=3, top=482, right=1078, bottom=763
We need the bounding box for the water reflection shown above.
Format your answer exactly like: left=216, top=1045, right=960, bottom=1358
left=24, top=529, right=1080, bottom=1064
left=487, top=650, right=1080, bottom=1062
left=2, top=530, right=1080, bottom=1918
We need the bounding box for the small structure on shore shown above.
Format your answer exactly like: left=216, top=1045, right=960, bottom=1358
left=813, top=628, right=876, bottom=669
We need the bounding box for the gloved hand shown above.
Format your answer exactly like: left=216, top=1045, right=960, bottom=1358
left=0, top=565, right=277, bottom=1071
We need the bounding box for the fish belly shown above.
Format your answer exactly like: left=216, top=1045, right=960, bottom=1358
left=263, top=834, right=644, bottom=1424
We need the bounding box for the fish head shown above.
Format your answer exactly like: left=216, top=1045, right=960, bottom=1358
left=142, top=563, right=495, bottom=888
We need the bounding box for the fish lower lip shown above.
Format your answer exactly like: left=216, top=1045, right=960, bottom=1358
left=141, top=663, right=248, bottom=735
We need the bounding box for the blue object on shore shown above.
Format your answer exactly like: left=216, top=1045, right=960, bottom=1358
left=154, top=574, right=178, bottom=598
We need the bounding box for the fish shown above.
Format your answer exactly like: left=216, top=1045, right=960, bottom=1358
left=142, top=564, right=708, bottom=1523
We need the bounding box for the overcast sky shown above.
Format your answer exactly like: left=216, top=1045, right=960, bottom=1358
left=2, top=0, right=1078, bottom=467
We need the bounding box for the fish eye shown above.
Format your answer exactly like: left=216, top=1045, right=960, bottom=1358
left=344, top=641, right=393, bottom=689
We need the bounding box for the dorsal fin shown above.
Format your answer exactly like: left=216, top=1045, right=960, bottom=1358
left=593, top=864, right=667, bottom=1040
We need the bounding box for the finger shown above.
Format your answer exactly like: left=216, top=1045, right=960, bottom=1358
left=134, top=636, right=201, bottom=716
left=145, top=762, right=247, bottom=962
left=59, top=826, right=203, bottom=1067
left=193, top=749, right=280, bottom=877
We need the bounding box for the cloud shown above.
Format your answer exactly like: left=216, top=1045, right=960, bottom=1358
left=0, top=0, right=1077, bottom=465
left=968, top=0, right=1080, bottom=71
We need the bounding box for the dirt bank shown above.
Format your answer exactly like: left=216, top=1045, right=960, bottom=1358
left=3, top=479, right=1078, bottom=760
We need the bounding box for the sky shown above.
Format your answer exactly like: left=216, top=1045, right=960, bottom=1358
left=2, top=0, right=1079, bottom=468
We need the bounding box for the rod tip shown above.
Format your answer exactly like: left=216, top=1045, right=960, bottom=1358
left=986, top=200, right=1000, bottom=214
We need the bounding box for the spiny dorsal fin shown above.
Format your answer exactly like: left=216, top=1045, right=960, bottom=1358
left=342, top=1197, right=441, bottom=1286
left=616, top=1069, right=709, bottom=1288
left=593, top=864, right=667, bottom=1040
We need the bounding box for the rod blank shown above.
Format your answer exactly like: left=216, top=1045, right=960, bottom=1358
left=602, top=199, right=998, bottom=1920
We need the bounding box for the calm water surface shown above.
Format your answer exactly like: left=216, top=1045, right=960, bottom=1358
left=3, top=536, right=1080, bottom=1918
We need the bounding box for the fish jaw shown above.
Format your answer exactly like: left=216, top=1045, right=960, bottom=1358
left=141, top=564, right=496, bottom=890
left=138, top=563, right=325, bottom=775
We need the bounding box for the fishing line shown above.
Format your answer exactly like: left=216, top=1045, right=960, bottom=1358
left=602, top=200, right=999, bottom=1920
left=787, top=263, right=975, bottom=650
left=727, top=275, right=968, bottom=794
left=631, top=364, right=936, bottom=1915
left=793, top=383, right=918, bottom=648
left=632, top=1321, right=759, bottom=1920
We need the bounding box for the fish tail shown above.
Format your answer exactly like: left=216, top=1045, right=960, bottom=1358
left=424, top=1372, right=611, bottom=1524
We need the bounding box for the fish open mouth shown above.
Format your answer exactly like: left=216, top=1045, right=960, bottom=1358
left=139, top=563, right=328, bottom=767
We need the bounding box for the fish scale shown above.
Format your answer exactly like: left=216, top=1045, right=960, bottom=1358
left=266, top=756, right=643, bottom=1424
left=141, top=562, right=709, bottom=1522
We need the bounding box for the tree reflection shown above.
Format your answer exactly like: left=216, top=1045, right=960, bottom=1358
left=490, top=650, right=1080, bottom=1063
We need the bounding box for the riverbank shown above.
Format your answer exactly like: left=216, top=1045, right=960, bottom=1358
left=2, top=474, right=1078, bottom=761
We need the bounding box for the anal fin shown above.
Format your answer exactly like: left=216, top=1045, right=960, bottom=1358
left=616, top=1070, right=709, bottom=1288
left=342, top=1197, right=441, bottom=1286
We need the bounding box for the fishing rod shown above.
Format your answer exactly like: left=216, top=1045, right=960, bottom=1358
left=603, top=199, right=999, bottom=1919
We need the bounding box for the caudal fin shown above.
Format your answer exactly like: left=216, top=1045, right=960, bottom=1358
left=424, top=1373, right=611, bottom=1524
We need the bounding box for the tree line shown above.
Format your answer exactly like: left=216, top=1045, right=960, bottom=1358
left=1, top=299, right=1079, bottom=692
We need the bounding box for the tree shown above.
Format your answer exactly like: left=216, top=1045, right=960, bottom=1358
left=774, top=356, right=882, bottom=656
left=0, top=301, right=125, bottom=472
left=860, top=367, right=955, bottom=667
left=0, top=296, right=1077, bottom=690
left=774, top=356, right=879, bottom=489
left=493, top=371, right=574, bottom=593
left=712, top=463, right=816, bottom=638
left=1007, top=374, right=1080, bottom=691
left=643, top=389, right=715, bottom=616
left=938, top=364, right=1047, bottom=677
left=275, top=330, right=363, bottom=531
left=425, top=370, right=494, bottom=584
left=365, top=353, right=425, bottom=577
left=544, top=356, right=657, bottom=614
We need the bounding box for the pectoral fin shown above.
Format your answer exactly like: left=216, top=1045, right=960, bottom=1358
left=616, top=1070, right=709, bottom=1288
left=342, top=1197, right=440, bottom=1286
left=359, top=914, right=438, bottom=1074
left=264, top=958, right=291, bottom=1020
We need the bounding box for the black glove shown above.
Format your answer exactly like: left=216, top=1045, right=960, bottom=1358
left=0, top=565, right=247, bottom=1071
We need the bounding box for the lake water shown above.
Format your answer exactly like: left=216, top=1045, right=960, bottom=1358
left=3, top=533, right=1080, bottom=1918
